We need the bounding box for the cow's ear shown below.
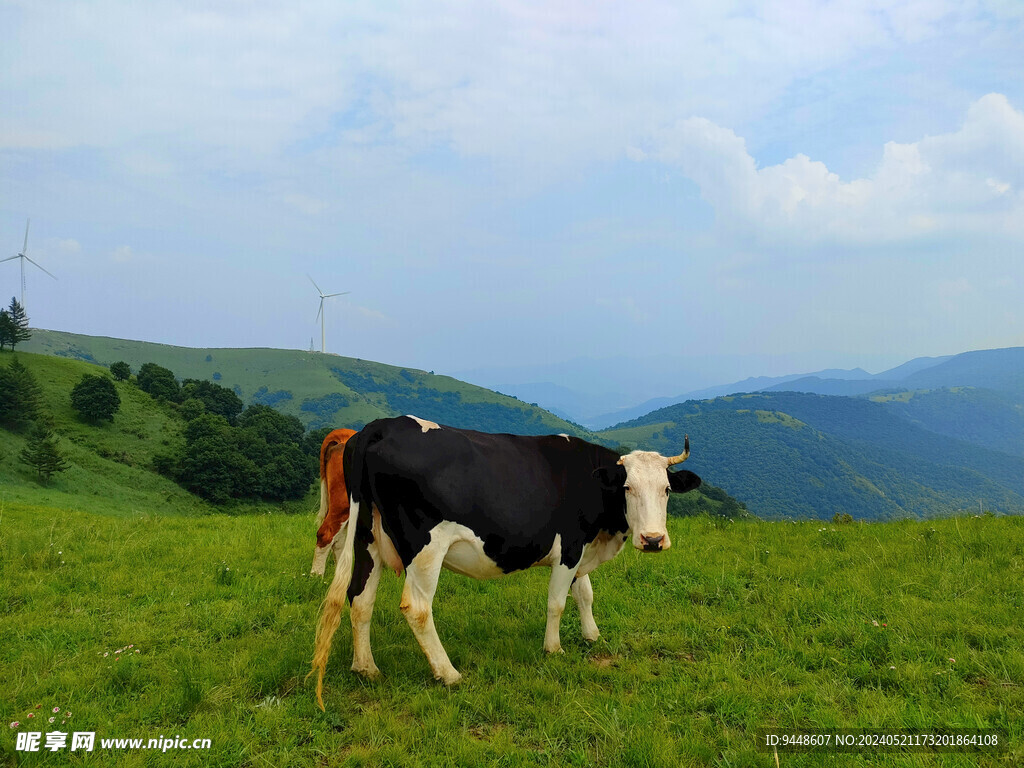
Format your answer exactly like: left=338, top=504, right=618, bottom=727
left=593, top=464, right=627, bottom=491
left=668, top=469, right=701, bottom=494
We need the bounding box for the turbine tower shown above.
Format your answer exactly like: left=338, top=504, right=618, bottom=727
left=308, top=275, right=349, bottom=353
left=2, top=219, right=57, bottom=308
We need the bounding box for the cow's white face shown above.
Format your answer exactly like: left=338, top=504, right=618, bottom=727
left=619, top=451, right=674, bottom=552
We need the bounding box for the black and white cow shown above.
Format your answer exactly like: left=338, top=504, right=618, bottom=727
left=311, top=415, right=701, bottom=705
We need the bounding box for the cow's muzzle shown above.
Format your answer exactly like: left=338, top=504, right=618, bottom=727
left=640, top=533, right=665, bottom=552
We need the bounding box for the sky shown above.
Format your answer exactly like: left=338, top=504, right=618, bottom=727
left=2, top=1, right=1023, bottom=406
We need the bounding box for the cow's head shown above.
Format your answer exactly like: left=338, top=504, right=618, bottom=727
left=594, top=437, right=701, bottom=552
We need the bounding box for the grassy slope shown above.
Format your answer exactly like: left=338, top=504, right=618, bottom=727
left=0, top=352, right=316, bottom=517
left=22, top=329, right=589, bottom=437
left=1, top=502, right=1021, bottom=767
left=0, top=351, right=209, bottom=516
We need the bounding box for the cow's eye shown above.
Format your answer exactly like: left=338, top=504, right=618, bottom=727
left=665, top=486, right=671, bottom=495
left=623, top=484, right=631, bottom=492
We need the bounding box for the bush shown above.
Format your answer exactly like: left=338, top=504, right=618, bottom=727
left=71, top=374, right=121, bottom=423
left=110, top=361, right=131, bottom=381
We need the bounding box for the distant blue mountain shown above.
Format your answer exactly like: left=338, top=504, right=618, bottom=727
left=763, top=348, right=1023, bottom=398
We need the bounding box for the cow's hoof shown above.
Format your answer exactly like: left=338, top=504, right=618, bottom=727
left=582, top=629, right=600, bottom=643
left=436, top=669, right=462, bottom=686
left=352, top=663, right=381, bottom=680
left=544, top=643, right=564, bottom=654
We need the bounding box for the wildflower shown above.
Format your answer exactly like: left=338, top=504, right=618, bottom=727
left=35, top=705, right=40, bottom=709
left=949, top=658, right=956, bottom=663
left=48, top=717, right=55, bottom=723
left=27, top=713, right=34, bottom=719
left=9, top=721, right=19, bottom=729
left=53, top=707, right=59, bottom=713
left=135, top=649, right=140, bottom=654
left=103, top=652, right=109, bottom=657
left=889, top=666, right=896, bottom=670
left=872, top=620, right=880, bottom=627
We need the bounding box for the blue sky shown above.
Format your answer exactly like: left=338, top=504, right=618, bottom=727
left=2, top=1, right=1022, bottom=406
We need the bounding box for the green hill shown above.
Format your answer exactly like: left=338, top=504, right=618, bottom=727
left=23, top=329, right=589, bottom=437
left=3, top=348, right=739, bottom=519
left=0, top=351, right=216, bottom=516
left=600, top=392, right=1024, bottom=521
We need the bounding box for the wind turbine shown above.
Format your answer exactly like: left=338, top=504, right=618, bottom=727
left=308, top=274, right=349, bottom=353
left=2, top=219, right=57, bottom=309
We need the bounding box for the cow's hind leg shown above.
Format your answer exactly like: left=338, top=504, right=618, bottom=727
left=399, top=535, right=461, bottom=685
left=544, top=563, right=577, bottom=654
left=571, top=574, right=600, bottom=642
left=348, top=536, right=382, bottom=679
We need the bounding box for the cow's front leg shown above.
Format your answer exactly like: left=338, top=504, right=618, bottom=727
left=348, top=537, right=382, bottom=679
left=571, top=574, right=599, bottom=642
left=544, top=563, right=577, bottom=654
left=399, top=538, right=461, bottom=685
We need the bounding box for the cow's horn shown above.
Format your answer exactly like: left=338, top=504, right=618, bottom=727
left=666, top=435, right=690, bottom=466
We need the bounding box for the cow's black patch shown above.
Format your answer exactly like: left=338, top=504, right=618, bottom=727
left=345, top=417, right=698, bottom=574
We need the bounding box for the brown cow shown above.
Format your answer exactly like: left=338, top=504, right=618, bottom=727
left=310, top=428, right=358, bottom=576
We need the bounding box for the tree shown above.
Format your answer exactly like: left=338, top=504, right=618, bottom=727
left=180, top=379, right=243, bottom=423
left=110, top=361, right=131, bottom=381
left=20, top=419, right=69, bottom=481
left=6, top=298, right=31, bottom=350
left=0, top=357, right=41, bottom=430
left=0, top=310, right=14, bottom=351
left=236, top=404, right=305, bottom=445
left=174, top=434, right=253, bottom=503
left=71, top=374, right=121, bottom=423
left=136, top=362, right=181, bottom=402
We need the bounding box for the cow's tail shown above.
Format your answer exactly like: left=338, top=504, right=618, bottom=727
left=309, top=428, right=376, bottom=711
left=315, top=432, right=345, bottom=528
left=309, top=478, right=333, bottom=576
left=314, top=478, right=330, bottom=528
left=309, top=494, right=359, bottom=710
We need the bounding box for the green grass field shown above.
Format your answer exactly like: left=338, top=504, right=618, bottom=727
left=2, top=500, right=1021, bottom=767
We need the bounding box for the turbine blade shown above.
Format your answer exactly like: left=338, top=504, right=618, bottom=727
left=25, top=256, right=57, bottom=280
left=23, top=219, right=30, bottom=254
left=307, top=273, right=324, bottom=296
left=316, top=299, right=323, bottom=323
left=0, top=255, right=20, bottom=263
left=324, top=291, right=350, bottom=298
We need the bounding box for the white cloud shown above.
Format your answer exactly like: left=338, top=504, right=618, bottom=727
left=643, top=93, right=1024, bottom=245
left=0, top=0, right=982, bottom=171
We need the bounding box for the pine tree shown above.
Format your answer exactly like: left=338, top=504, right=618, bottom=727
left=0, top=310, right=13, bottom=351
left=0, top=357, right=41, bottom=430
left=19, top=419, right=70, bottom=481
left=6, top=298, right=31, bottom=350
